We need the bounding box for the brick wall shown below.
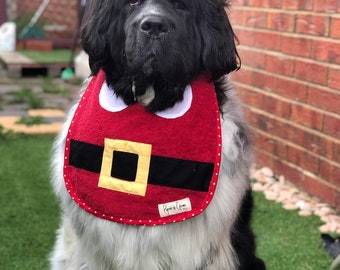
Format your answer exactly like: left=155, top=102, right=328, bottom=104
left=0, top=0, right=7, bottom=24
left=229, top=1, right=340, bottom=209
left=17, top=0, right=79, bottom=38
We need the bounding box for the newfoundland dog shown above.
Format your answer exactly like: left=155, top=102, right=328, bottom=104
left=50, top=0, right=266, bottom=269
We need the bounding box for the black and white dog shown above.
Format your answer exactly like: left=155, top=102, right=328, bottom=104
left=50, top=0, right=266, bottom=269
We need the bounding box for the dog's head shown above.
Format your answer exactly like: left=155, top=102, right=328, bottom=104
left=81, top=0, right=240, bottom=111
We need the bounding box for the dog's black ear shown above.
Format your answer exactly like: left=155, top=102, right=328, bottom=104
left=81, top=1, right=110, bottom=75
left=200, top=0, right=240, bottom=80
left=81, top=1, right=123, bottom=76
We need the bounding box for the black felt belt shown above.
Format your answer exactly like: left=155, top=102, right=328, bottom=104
left=68, top=139, right=214, bottom=192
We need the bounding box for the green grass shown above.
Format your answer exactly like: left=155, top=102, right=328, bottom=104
left=0, top=135, right=59, bottom=269
left=253, top=192, right=332, bottom=269
left=19, top=49, right=73, bottom=64
left=0, top=135, right=333, bottom=269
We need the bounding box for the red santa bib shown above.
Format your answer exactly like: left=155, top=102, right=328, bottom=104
left=64, top=70, right=222, bottom=226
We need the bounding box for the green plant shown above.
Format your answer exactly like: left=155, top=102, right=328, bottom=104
left=27, top=94, right=44, bottom=109
left=8, top=87, right=32, bottom=104
left=8, top=87, right=44, bottom=109
left=0, top=125, right=15, bottom=140
left=42, top=77, right=68, bottom=96
left=16, top=116, right=48, bottom=126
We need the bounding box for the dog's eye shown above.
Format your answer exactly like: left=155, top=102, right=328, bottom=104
left=129, top=0, right=140, bottom=6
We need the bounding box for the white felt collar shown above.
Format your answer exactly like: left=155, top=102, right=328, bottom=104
left=99, top=81, right=192, bottom=119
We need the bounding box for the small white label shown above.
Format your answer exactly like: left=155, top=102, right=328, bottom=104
left=158, top=198, right=192, bottom=218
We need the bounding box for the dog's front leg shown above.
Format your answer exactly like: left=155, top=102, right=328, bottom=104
left=50, top=216, right=88, bottom=270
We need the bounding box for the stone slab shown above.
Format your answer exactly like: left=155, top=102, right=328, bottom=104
left=0, top=51, right=34, bottom=64
left=0, top=115, right=62, bottom=135
left=28, top=109, right=66, bottom=118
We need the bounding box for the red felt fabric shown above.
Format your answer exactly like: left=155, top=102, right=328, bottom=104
left=64, top=70, right=222, bottom=225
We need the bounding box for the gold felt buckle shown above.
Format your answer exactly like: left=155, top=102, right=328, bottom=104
left=98, top=139, right=152, bottom=196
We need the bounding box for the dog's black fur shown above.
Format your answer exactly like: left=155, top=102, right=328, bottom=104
left=81, top=0, right=240, bottom=111
left=80, top=0, right=266, bottom=269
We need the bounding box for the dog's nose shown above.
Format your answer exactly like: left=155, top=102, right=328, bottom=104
left=140, top=16, right=169, bottom=38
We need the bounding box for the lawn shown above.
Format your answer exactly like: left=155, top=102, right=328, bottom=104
left=0, top=134, right=333, bottom=269
left=19, top=49, right=73, bottom=64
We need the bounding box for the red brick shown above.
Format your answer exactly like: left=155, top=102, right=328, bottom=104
left=273, top=159, right=303, bottom=187
left=281, top=36, right=312, bottom=58
left=237, top=86, right=264, bottom=108
left=251, top=70, right=277, bottom=92
left=254, top=133, right=287, bottom=160
left=314, top=0, right=339, bottom=12
left=243, top=9, right=267, bottom=28
left=302, top=174, right=336, bottom=206
left=275, top=77, right=308, bottom=102
left=319, top=160, right=340, bottom=186
left=268, top=0, right=281, bottom=8
left=229, top=8, right=244, bottom=25
left=323, top=114, right=340, bottom=138
left=331, top=17, right=340, bottom=38
left=253, top=148, right=274, bottom=169
left=247, top=111, right=285, bottom=139
left=224, top=0, right=340, bottom=209
left=238, top=48, right=266, bottom=69
left=328, top=68, right=340, bottom=91
left=312, top=39, right=340, bottom=65
left=281, top=0, right=299, bottom=10
left=327, top=140, right=340, bottom=161
left=332, top=141, right=340, bottom=162
left=248, top=111, right=274, bottom=132
left=232, top=0, right=248, bottom=5
left=253, top=117, right=297, bottom=149
left=291, top=104, right=324, bottom=131
left=266, top=54, right=294, bottom=77
left=263, top=95, right=291, bottom=118
left=298, top=0, right=314, bottom=10
left=336, top=192, right=340, bottom=211
left=286, top=146, right=319, bottom=174
left=302, top=132, right=328, bottom=156
left=234, top=28, right=254, bottom=47
left=308, top=86, right=340, bottom=114
left=274, top=140, right=287, bottom=160
left=247, top=0, right=270, bottom=7
left=296, top=14, right=330, bottom=36
left=285, top=125, right=306, bottom=147
left=255, top=133, right=276, bottom=154
left=232, top=68, right=253, bottom=85
left=267, top=12, right=295, bottom=32
left=253, top=31, right=281, bottom=51
left=270, top=119, right=293, bottom=143
left=294, top=60, right=328, bottom=85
